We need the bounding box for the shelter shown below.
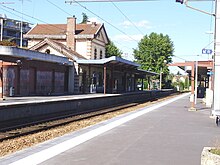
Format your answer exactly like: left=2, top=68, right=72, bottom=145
left=0, top=46, right=72, bottom=97
left=77, top=56, right=157, bottom=94
left=169, top=60, right=213, bottom=109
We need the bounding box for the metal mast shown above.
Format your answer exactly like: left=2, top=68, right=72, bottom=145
left=213, top=0, right=220, bottom=116
left=20, top=0, right=23, bottom=47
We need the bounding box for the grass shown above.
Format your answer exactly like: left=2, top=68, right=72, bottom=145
left=210, top=148, right=220, bottom=156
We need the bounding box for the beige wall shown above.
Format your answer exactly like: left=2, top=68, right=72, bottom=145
left=28, top=40, right=41, bottom=48
left=76, top=40, right=88, bottom=59
left=37, top=45, right=66, bottom=57
left=27, top=26, right=108, bottom=60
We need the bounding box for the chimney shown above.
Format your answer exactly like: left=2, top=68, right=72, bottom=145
left=91, top=22, right=96, bottom=27
left=66, top=16, right=76, bottom=51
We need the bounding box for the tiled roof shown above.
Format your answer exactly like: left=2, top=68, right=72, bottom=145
left=27, top=23, right=102, bottom=36
left=29, top=38, right=86, bottom=60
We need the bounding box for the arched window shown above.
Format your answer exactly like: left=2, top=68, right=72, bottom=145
left=94, top=48, right=97, bottom=59
left=100, top=50, right=103, bottom=59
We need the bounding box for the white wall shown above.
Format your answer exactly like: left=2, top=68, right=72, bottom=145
left=76, top=41, right=88, bottom=59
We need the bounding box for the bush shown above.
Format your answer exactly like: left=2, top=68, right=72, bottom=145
left=210, top=148, right=220, bottom=155
left=0, top=40, right=16, bottom=46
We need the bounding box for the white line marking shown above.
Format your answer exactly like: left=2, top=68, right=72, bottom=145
left=9, top=93, right=189, bottom=165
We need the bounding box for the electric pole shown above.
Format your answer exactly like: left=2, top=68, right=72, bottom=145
left=213, top=0, right=220, bottom=116
left=20, top=0, right=23, bottom=48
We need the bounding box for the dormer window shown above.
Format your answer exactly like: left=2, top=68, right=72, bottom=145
left=94, top=48, right=97, bottom=59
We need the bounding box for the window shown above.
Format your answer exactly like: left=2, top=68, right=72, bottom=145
left=94, top=48, right=97, bottom=59
left=100, top=50, right=103, bottom=59
left=45, top=49, right=50, bottom=54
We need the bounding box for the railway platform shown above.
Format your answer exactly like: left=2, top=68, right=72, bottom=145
left=0, top=93, right=114, bottom=106
left=0, top=90, right=174, bottom=125
left=1, top=92, right=219, bottom=165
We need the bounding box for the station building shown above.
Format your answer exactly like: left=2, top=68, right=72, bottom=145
left=0, top=16, right=157, bottom=97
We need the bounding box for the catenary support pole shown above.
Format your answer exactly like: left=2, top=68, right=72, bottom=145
left=195, top=60, right=198, bottom=105
left=190, top=62, right=195, bottom=110
left=213, top=0, right=220, bottom=116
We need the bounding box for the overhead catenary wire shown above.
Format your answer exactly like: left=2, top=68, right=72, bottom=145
left=0, top=4, right=66, bottom=31
left=173, top=55, right=187, bottom=61
left=0, top=6, right=33, bottom=24
left=66, top=0, right=140, bottom=43
left=46, top=0, right=73, bottom=16
left=46, top=0, right=134, bottom=52
left=109, top=0, right=145, bottom=35
left=1, top=2, right=136, bottom=54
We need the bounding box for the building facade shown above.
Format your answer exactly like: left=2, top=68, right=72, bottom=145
left=25, top=17, right=108, bottom=60
left=0, top=14, right=31, bottom=47
left=22, top=16, right=156, bottom=95
left=0, top=46, right=72, bottom=97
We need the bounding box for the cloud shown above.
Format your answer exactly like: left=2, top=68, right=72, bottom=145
left=112, top=34, right=143, bottom=42
left=120, top=20, right=152, bottom=29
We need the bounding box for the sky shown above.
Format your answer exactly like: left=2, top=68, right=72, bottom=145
left=0, top=0, right=216, bottom=74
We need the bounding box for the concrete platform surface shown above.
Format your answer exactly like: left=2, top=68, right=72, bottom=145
left=1, top=93, right=219, bottom=165
left=0, top=93, right=116, bottom=106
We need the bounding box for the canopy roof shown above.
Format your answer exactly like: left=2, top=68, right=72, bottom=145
left=77, top=56, right=158, bottom=76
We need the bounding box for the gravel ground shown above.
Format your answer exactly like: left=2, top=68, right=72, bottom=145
left=0, top=94, right=178, bottom=157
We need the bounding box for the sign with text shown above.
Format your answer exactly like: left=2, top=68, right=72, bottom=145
left=202, top=49, right=213, bottom=54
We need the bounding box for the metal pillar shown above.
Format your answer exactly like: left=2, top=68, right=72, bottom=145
left=103, top=65, right=106, bottom=94
left=0, top=18, right=3, bottom=41
left=0, top=61, right=3, bottom=99
left=20, top=0, right=23, bottom=47
left=195, top=61, right=198, bottom=105
left=213, top=0, right=220, bottom=115
left=190, top=62, right=195, bottom=110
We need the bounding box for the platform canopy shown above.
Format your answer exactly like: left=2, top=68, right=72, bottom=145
left=0, top=46, right=73, bottom=65
left=76, top=56, right=157, bottom=76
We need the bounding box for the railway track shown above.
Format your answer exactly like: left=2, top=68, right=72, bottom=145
left=0, top=92, right=179, bottom=142
left=0, top=103, right=138, bottom=142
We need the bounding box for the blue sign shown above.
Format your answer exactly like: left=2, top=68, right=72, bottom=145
left=207, top=71, right=214, bottom=75
left=202, top=49, right=213, bottom=54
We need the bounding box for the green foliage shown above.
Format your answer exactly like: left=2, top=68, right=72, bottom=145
left=184, top=76, right=189, bottom=90
left=0, top=40, right=16, bottom=46
left=105, top=40, right=122, bottom=57
left=81, top=13, right=88, bottom=24
left=211, top=149, right=220, bottom=156
left=133, top=32, right=174, bottom=75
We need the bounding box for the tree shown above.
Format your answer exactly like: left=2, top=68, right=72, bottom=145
left=105, top=40, right=122, bottom=58
left=133, top=32, right=174, bottom=75
left=81, top=13, right=88, bottom=24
